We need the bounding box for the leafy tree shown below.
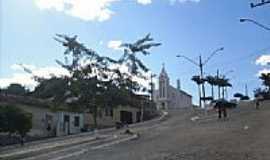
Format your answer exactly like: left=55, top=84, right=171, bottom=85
left=4, top=83, right=27, bottom=96
left=119, top=33, right=161, bottom=93
left=254, top=73, right=270, bottom=100
left=241, top=96, right=250, bottom=100
left=0, top=105, right=32, bottom=139
left=119, top=34, right=161, bottom=121
left=54, top=34, right=141, bottom=127
left=54, top=34, right=118, bottom=127
left=234, top=93, right=244, bottom=98
left=260, top=73, right=270, bottom=91
left=32, top=77, right=70, bottom=106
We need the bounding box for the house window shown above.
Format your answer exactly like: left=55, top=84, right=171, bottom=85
left=74, top=116, right=80, bottom=127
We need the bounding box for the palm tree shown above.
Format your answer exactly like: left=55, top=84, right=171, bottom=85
left=217, top=77, right=232, bottom=99
left=191, top=75, right=205, bottom=107
left=205, top=75, right=216, bottom=100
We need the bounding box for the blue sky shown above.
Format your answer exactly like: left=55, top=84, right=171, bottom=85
left=1, top=0, right=270, bottom=102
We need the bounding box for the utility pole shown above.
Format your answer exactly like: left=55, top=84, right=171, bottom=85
left=199, top=55, right=206, bottom=107
left=251, top=0, right=270, bottom=8
left=245, top=84, right=249, bottom=97
left=217, top=69, right=220, bottom=99
left=176, top=47, right=224, bottom=108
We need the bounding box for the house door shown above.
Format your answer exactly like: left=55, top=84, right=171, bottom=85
left=120, top=111, right=133, bottom=124
left=136, top=112, right=141, bottom=122
left=161, top=102, right=165, bottom=110
left=64, top=115, right=70, bottom=135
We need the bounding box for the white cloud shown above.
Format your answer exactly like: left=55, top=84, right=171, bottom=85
left=257, top=68, right=270, bottom=77
left=10, top=64, right=36, bottom=71
left=256, top=55, right=270, bottom=66
left=170, top=0, right=200, bottom=4
left=107, top=40, right=123, bottom=51
left=0, top=64, right=69, bottom=90
left=0, top=73, right=38, bottom=90
left=35, top=0, right=200, bottom=22
left=35, top=0, right=119, bottom=22
left=137, top=0, right=152, bottom=5
left=35, top=0, right=66, bottom=11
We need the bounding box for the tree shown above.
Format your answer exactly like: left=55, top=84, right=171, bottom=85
left=4, top=83, right=27, bottom=96
left=54, top=34, right=144, bottom=127
left=191, top=75, right=205, bottom=107
left=32, top=76, right=70, bottom=107
left=0, top=105, right=32, bottom=142
left=234, top=93, right=244, bottom=99
left=119, top=33, right=161, bottom=121
left=260, top=73, right=270, bottom=91
left=54, top=34, right=121, bottom=128
left=216, top=76, right=232, bottom=99
left=119, top=33, right=161, bottom=93
left=241, top=96, right=250, bottom=100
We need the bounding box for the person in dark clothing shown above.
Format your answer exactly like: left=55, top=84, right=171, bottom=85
left=20, top=135, right=25, bottom=146
left=215, top=100, right=228, bottom=120
left=255, top=99, right=260, bottom=110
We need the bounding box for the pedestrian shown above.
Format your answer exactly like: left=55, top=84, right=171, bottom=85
left=215, top=100, right=228, bottom=120
left=255, top=99, right=260, bottom=110
left=20, top=135, right=25, bottom=146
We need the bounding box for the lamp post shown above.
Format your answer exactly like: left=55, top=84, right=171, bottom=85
left=240, top=18, right=270, bottom=31
left=176, top=47, right=224, bottom=108
left=250, top=0, right=270, bottom=8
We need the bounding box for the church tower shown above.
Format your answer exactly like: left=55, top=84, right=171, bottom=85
left=158, top=64, right=169, bottom=109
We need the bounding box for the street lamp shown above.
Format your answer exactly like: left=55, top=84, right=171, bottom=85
left=176, top=47, right=224, bottom=108
left=250, top=0, right=270, bottom=8
left=240, top=18, right=270, bottom=31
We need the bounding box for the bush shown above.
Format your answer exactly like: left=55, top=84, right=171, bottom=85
left=0, top=105, right=32, bottom=138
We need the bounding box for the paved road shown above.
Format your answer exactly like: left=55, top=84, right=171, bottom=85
left=5, top=103, right=270, bottom=160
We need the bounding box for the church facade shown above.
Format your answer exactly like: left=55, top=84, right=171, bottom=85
left=153, top=65, right=192, bottom=110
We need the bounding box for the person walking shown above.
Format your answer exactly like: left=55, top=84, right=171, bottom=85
left=215, top=100, right=228, bottom=120
left=255, top=99, right=260, bottom=110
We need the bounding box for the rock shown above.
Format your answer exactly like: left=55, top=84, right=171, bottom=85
left=191, top=116, right=200, bottom=121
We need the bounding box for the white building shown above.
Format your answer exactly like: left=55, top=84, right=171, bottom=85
left=153, top=65, right=192, bottom=110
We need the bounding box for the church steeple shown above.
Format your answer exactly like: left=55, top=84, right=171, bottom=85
left=160, top=63, right=168, bottom=78
left=159, top=63, right=169, bottom=99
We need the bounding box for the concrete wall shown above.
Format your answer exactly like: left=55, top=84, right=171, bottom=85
left=55, top=112, right=84, bottom=136
left=84, top=106, right=140, bottom=128
left=113, top=106, right=139, bottom=123
left=14, top=105, right=53, bottom=137
left=3, top=104, right=84, bottom=137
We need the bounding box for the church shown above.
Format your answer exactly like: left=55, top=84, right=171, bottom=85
left=153, top=65, right=192, bottom=110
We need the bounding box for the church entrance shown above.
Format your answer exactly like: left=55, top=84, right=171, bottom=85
left=161, top=102, right=166, bottom=110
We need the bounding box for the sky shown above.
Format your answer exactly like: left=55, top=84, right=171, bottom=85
left=1, top=0, right=270, bottom=103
